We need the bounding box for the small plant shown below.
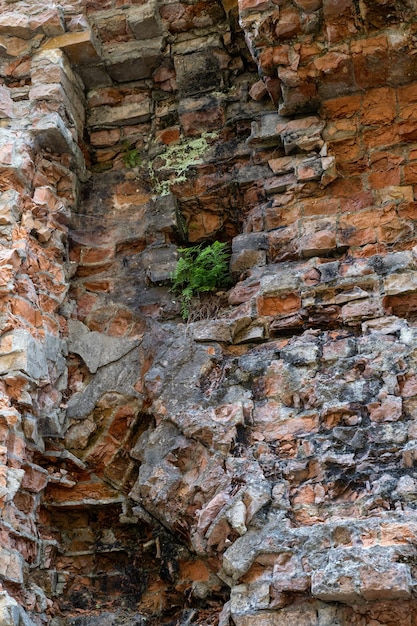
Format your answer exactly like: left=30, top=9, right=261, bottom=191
left=171, top=241, right=231, bottom=319
left=123, top=143, right=142, bottom=168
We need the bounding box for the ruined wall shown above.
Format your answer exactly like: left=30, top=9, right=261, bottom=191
left=2, top=0, right=417, bottom=625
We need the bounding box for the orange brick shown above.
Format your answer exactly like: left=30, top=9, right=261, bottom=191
left=10, top=297, right=42, bottom=327
left=155, top=126, right=181, bottom=145
left=257, top=293, right=301, bottom=316
left=403, top=163, right=417, bottom=184
left=361, top=87, right=396, bottom=126
left=83, top=279, right=113, bottom=292
left=302, top=197, right=340, bottom=216
left=340, top=191, right=374, bottom=213
left=329, top=138, right=364, bottom=162
left=363, top=124, right=401, bottom=148
left=369, top=168, right=400, bottom=189
left=398, top=82, right=417, bottom=106
left=80, top=245, right=115, bottom=265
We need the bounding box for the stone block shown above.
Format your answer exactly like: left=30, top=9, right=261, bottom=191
left=31, top=113, right=88, bottom=180
left=179, top=97, right=225, bottom=136
left=360, top=563, right=412, bottom=600
left=21, top=464, right=49, bottom=493
left=0, top=190, right=21, bottom=225
left=87, top=100, right=151, bottom=128
left=277, top=116, right=325, bottom=154
left=41, top=30, right=101, bottom=67
left=0, top=548, right=24, bottom=584
left=264, top=173, right=297, bottom=194
left=367, top=395, right=402, bottom=423
left=231, top=249, right=266, bottom=274
left=231, top=605, right=318, bottom=625
left=68, top=320, right=140, bottom=374
left=149, top=193, right=182, bottom=234
left=142, top=244, right=178, bottom=283
left=249, top=80, right=268, bottom=101
left=257, top=293, right=301, bottom=317
left=0, top=590, right=31, bottom=626
left=29, top=83, right=84, bottom=137
left=104, top=38, right=163, bottom=82
left=248, top=113, right=284, bottom=147
left=0, top=329, right=48, bottom=382
left=174, top=50, right=222, bottom=97
left=233, top=321, right=266, bottom=344
left=384, top=272, right=417, bottom=296
left=0, top=467, right=24, bottom=501
left=66, top=348, right=142, bottom=419
left=31, top=112, right=75, bottom=154
left=128, top=2, right=162, bottom=39
left=77, top=64, right=112, bottom=89
left=29, top=7, right=65, bottom=36
left=0, top=86, right=14, bottom=119
left=232, top=233, right=268, bottom=254
left=0, top=12, right=31, bottom=39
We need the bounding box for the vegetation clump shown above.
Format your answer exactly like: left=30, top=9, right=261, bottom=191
left=171, top=241, right=231, bottom=319
left=123, top=143, right=142, bottom=168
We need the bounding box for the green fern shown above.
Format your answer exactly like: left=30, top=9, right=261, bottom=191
left=171, top=241, right=231, bottom=319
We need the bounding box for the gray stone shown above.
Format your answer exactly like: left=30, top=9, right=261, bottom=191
left=0, top=329, right=48, bottom=381
left=0, top=190, right=21, bottom=225
left=0, top=549, right=24, bottom=584
left=128, top=2, right=162, bottom=39
left=232, top=233, right=268, bottom=254
left=76, top=64, right=112, bottom=90
left=67, top=612, right=146, bottom=626
left=247, top=113, right=284, bottom=147
left=104, top=38, right=163, bottom=82
left=174, top=50, right=222, bottom=97
left=233, top=321, right=266, bottom=344
left=231, top=605, right=318, bottom=626
left=230, top=249, right=266, bottom=274
left=87, top=100, right=151, bottom=128
left=191, top=320, right=233, bottom=343
left=66, top=348, right=142, bottom=419
left=31, top=113, right=88, bottom=181
left=142, top=244, right=178, bottom=283
left=68, top=320, right=140, bottom=374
